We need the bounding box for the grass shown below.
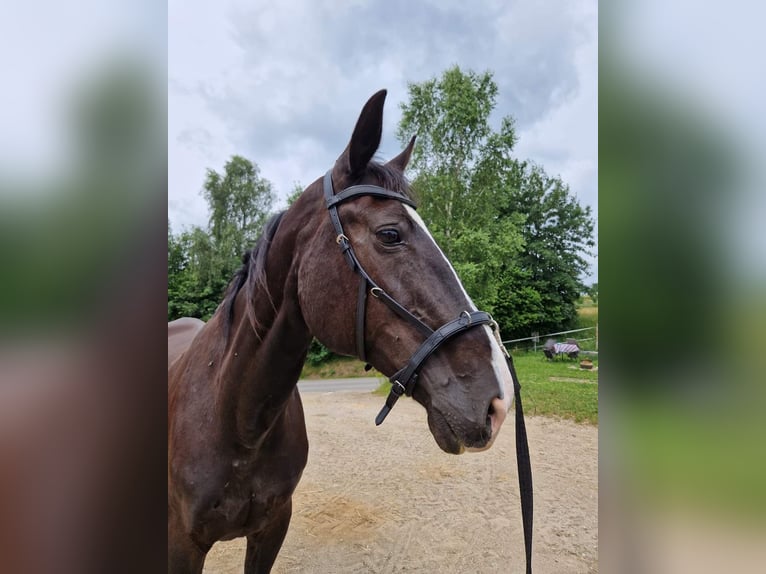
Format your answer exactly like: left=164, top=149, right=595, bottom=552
left=372, top=381, right=391, bottom=396
left=510, top=352, right=598, bottom=424
left=512, top=302, right=598, bottom=423
left=373, top=352, right=598, bottom=424
left=576, top=305, right=599, bottom=328
left=305, top=304, right=599, bottom=425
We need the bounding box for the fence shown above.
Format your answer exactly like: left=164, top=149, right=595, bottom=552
left=502, top=326, right=598, bottom=352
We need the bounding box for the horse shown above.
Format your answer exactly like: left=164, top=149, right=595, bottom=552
left=168, top=90, right=529, bottom=573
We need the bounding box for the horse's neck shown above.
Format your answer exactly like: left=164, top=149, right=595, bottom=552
left=215, top=245, right=312, bottom=449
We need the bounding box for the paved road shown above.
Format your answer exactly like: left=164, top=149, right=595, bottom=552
left=297, top=377, right=383, bottom=393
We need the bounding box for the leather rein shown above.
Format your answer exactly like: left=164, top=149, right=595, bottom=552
left=323, top=170, right=534, bottom=573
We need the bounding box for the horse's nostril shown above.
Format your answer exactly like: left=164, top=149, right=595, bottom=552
left=488, top=396, right=507, bottom=438
left=483, top=402, right=496, bottom=440
left=486, top=401, right=496, bottom=428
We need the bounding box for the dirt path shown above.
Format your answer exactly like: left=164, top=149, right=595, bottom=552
left=203, top=392, right=598, bottom=573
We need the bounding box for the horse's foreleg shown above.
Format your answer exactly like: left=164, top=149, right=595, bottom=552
left=168, top=512, right=207, bottom=574
left=244, top=498, right=293, bottom=574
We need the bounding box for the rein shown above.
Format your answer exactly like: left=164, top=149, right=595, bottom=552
left=323, top=170, right=534, bottom=573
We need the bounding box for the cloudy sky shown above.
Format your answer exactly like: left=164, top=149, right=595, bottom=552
left=169, top=0, right=598, bottom=280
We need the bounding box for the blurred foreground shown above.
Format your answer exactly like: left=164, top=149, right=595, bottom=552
left=600, top=1, right=766, bottom=572
left=0, top=3, right=166, bottom=573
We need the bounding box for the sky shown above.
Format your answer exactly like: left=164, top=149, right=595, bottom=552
left=168, top=0, right=598, bottom=282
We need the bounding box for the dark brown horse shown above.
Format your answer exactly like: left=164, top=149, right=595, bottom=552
left=168, top=90, right=521, bottom=573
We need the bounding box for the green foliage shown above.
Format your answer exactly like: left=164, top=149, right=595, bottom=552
left=498, top=163, right=595, bottom=335
left=398, top=66, right=595, bottom=338
left=586, top=282, right=598, bottom=303
left=574, top=304, right=599, bottom=346
left=398, top=67, right=499, bottom=177
left=399, top=68, right=524, bottom=319
left=510, top=351, right=598, bottom=423
left=203, top=155, right=274, bottom=260
left=286, top=182, right=304, bottom=207
left=305, top=338, right=334, bottom=366
left=168, top=156, right=275, bottom=321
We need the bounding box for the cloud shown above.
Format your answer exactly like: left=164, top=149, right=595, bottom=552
left=168, top=0, right=598, bottom=274
left=514, top=41, right=597, bottom=214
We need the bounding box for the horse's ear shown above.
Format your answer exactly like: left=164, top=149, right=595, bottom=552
left=336, top=89, right=387, bottom=178
left=387, top=135, right=416, bottom=172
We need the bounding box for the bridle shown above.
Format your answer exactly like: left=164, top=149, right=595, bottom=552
left=324, top=170, right=495, bottom=423
left=323, top=169, right=534, bottom=573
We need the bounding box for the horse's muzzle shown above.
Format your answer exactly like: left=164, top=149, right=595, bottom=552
left=465, top=396, right=507, bottom=453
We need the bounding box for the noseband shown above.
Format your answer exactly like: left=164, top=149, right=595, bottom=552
left=324, top=170, right=497, bottom=425
left=323, top=169, right=534, bottom=574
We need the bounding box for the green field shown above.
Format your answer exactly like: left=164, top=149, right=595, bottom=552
left=372, top=351, right=597, bottom=424
left=507, top=352, right=597, bottom=423
left=305, top=303, right=599, bottom=425
left=509, top=300, right=598, bottom=423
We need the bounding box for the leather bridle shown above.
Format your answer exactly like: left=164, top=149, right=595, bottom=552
left=324, top=170, right=495, bottom=422
left=323, top=169, right=534, bottom=573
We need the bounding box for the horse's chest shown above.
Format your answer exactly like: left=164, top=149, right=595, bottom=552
left=233, top=457, right=302, bottom=519
left=186, top=448, right=307, bottom=542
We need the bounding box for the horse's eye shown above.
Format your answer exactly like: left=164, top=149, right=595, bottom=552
left=376, top=229, right=401, bottom=245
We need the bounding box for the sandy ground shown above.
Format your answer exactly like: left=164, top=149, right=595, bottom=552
left=202, top=391, right=598, bottom=573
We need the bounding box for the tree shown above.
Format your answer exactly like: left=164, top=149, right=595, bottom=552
left=397, top=67, right=524, bottom=318
left=168, top=157, right=276, bottom=321
left=286, top=182, right=304, bottom=207
left=203, top=155, right=274, bottom=260
left=587, top=282, right=598, bottom=304
left=495, top=162, right=595, bottom=335
left=397, top=66, right=594, bottom=337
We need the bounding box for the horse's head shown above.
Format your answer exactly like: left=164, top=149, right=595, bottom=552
left=296, top=90, right=514, bottom=454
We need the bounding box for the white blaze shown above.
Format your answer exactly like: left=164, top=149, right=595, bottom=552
left=404, top=206, right=513, bottom=413
left=486, top=325, right=514, bottom=414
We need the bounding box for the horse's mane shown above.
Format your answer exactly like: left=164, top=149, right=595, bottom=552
left=366, top=160, right=417, bottom=202
left=221, top=211, right=285, bottom=341
left=219, top=160, right=412, bottom=341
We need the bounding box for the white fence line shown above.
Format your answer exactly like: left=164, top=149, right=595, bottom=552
left=502, top=326, right=596, bottom=345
